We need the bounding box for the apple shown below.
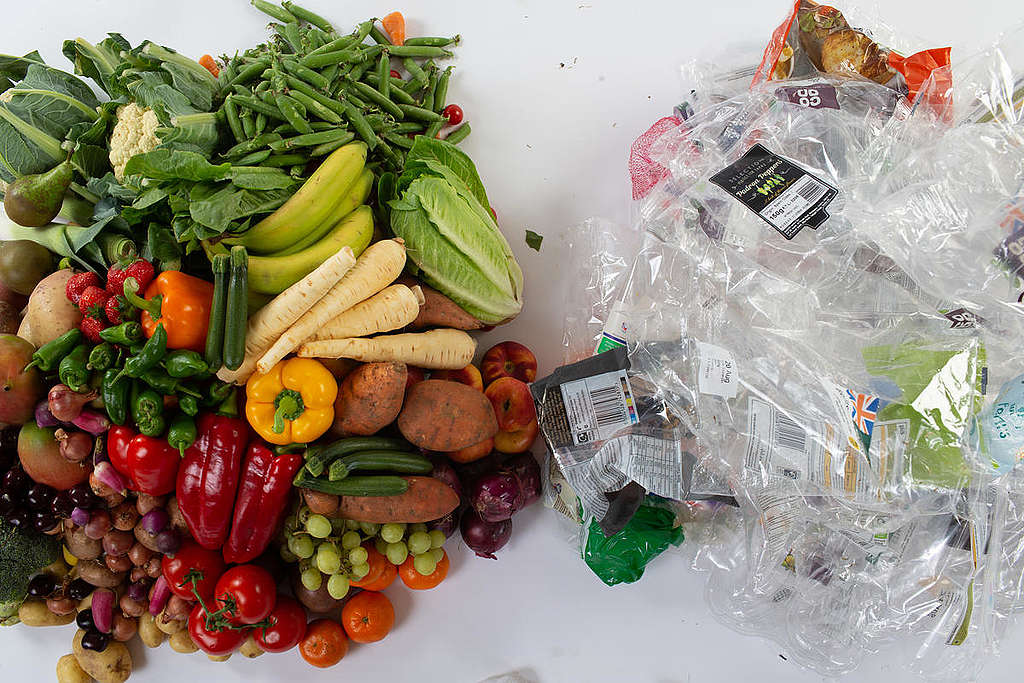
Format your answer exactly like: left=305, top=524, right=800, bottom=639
left=445, top=437, right=494, bottom=464
left=18, top=422, right=90, bottom=490
left=494, top=419, right=539, bottom=454
left=0, top=334, right=42, bottom=428
left=406, top=366, right=427, bottom=391
left=484, top=377, right=536, bottom=432
left=432, top=364, right=484, bottom=392
left=481, top=341, right=538, bottom=386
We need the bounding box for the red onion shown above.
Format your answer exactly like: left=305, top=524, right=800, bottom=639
left=35, top=400, right=61, bottom=428
left=429, top=458, right=463, bottom=499
left=48, top=385, right=97, bottom=423
left=469, top=471, right=521, bottom=523
left=70, top=507, right=91, bottom=527
left=140, top=508, right=168, bottom=535
left=155, top=530, right=180, bottom=555
left=92, top=462, right=127, bottom=496
left=149, top=576, right=171, bottom=616
left=72, top=408, right=110, bottom=436
left=55, top=429, right=92, bottom=463
left=460, top=508, right=512, bottom=559
left=91, top=588, right=115, bottom=634
left=504, top=454, right=542, bottom=509
left=127, top=581, right=149, bottom=603
left=429, top=509, right=462, bottom=538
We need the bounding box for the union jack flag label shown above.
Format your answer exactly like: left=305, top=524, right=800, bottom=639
left=846, top=390, right=880, bottom=437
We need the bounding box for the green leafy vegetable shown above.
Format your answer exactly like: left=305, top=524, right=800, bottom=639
left=525, top=230, right=543, bottom=251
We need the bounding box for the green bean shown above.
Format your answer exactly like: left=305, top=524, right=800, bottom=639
left=276, top=93, right=312, bottom=134
left=350, top=80, right=403, bottom=118
left=234, top=93, right=288, bottom=121
left=307, top=35, right=357, bottom=57
left=422, top=68, right=439, bottom=112
left=424, top=119, right=444, bottom=138
left=230, top=58, right=271, bottom=86
left=270, top=127, right=353, bottom=151
left=388, top=45, right=453, bottom=59
left=236, top=149, right=272, bottom=165
left=276, top=21, right=304, bottom=53
left=381, top=131, right=413, bottom=149
left=445, top=123, right=471, bottom=144
left=262, top=153, right=308, bottom=167
left=369, top=24, right=393, bottom=45
left=310, top=136, right=354, bottom=157
left=284, top=75, right=348, bottom=117
left=404, top=36, right=460, bottom=47
left=240, top=107, right=256, bottom=138
left=250, top=0, right=297, bottom=23
left=434, top=66, right=453, bottom=112
left=343, top=102, right=378, bottom=150
left=376, top=52, right=391, bottom=100
left=288, top=89, right=343, bottom=124
left=223, top=96, right=245, bottom=143
left=397, top=103, right=443, bottom=122
left=402, top=58, right=427, bottom=88
left=392, top=121, right=425, bottom=134
left=281, top=58, right=330, bottom=89
left=300, top=49, right=360, bottom=69
left=282, top=1, right=334, bottom=32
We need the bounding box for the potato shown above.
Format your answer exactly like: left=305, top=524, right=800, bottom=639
left=208, top=653, right=232, bottom=663
left=137, top=612, right=166, bottom=648
left=239, top=635, right=264, bottom=658
left=290, top=567, right=343, bottom=613
left=77, top=558, right=126, bottom=588
left=333, top=362, right=407, bottom=436
left=73, top=628, right=132, bottom=683
left=56, top=653, right=90, bottom=683
left=168, top=629, right=198, bottom=654
left=66, top=524, right=103, bottom=560
left=17, top=270, right=82, bottom=348
left=398, top=379, right=499, bottom=451
left=18, top=598, right=75, bottom=627
left=155, top=611, right=185, bottom=635
left=0, top=301, right=18, bottom=334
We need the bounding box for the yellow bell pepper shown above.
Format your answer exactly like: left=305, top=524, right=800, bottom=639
left=245, top=358, right=338, bottom=446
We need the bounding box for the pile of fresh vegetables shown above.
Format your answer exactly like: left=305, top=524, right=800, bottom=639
left=0, top=2, right=541, bottom=680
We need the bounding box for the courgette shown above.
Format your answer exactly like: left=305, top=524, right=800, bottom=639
left=304, top=436, right=410, bottom=477
left=204, top=253, right=230, bottom=370
left=223, top=246, right=248, bottom=371
left=327, top=451, right=432, bottom=481
left=293, top=470, right=409, bottom=497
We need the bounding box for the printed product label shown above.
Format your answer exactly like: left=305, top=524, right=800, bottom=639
left=559, top=370, right=639, bottom=446
left=595, top=302, right=631, bottom=353
left=776, top=84, right=840, bottom=109
left=696, top=341, right=738, bottom=399
left=709, top=143, right=838, bottom=240
left=942, top=307, right=985, bottom=329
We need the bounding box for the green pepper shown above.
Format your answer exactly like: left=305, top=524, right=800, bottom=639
left=24, top=329, right=82, bottom=372
left=58, top=344, right=90, bottom=393
left=138, top=368, right=202, bottom=398
left=202, top=380, right=235, bottom=408
left=87, top=343, right=117, bottom=372
left=99, top=321, right=143, bottom=346
left=131, top=385, right=165, bottom=437
left=118, top=324, right=168, bottom=381
left=101, top=369, right=129, bottom=425
left=164, top=350, right=210, bottom=379
left=167, top=413, right=198, bottom=456
left=178, top=394, right=199, bottom=417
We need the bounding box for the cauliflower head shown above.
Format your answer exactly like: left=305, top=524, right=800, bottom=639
left=109, top=102, right=160, bottom=181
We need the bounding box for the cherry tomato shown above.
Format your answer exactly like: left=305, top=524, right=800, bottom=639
left=214, top=564, right=277, bottom=625
left=254, top=595, right=306, bottom=653
left=389, top=69, right=401, bottom=79
left=299, top=619, right=349, bottom=668
left=162, top=540, right=226, bottom=604
left=188, top=604, right=246, bottom=656
left=442, top=104, right=463, bottom=125
left=399, top=550, right=449, bottom=590
left=341, top=591, right=394, bottom=643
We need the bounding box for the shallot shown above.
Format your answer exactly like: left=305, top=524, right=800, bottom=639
left=55, top=429, right=92, bottom=463
left=91, top=588, right=115, bottom=634
left=48, top=385, right=96, bottom=422
left=148, top=576, right=171, bottom=616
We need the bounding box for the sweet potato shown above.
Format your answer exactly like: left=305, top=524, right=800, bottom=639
left=336, top=475, right=459, bottom=523
left=398, top=276, right=484, bottom=331
left=333, top=361, right=407, bottom=436
left=398, top=379, right=498, bottom=451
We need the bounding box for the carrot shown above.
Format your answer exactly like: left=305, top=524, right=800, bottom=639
left=381, top=12, right=406, bottom=46
left=217, top=246, right=356, bottom=384
left=313, top=284, right=423, bottom=341
left=199, top=54, right=220, bottom=77
left=297, top=328, right=475, bottom=370
left=335, top=476, right=459, bottom=523
left=256, top=239, right=407, bottom=375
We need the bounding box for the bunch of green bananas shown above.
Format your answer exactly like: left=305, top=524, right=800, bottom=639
left=206, top=142, right=375, bottom=295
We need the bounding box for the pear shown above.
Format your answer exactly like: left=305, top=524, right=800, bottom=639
left=2, top=160, right=73, bottom=227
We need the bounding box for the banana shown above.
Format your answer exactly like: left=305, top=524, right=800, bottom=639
left=223, top=141, right=367, bottom=254
left=275, top=167, right=374, bottom=256
left=246, top=205, right=375, bottom=295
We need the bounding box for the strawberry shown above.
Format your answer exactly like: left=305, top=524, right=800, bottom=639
left=80, top=317, right=107, bottom=343
left=107, top=259, right=155, bottom=296
left=65, top=272, right=101, bottom=305
left=78, top=286, right=109, bottom=320
left=105, top=295, right=136, bottom=324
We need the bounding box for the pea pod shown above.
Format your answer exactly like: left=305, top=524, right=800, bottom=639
left=24, top=329, right=82, bottom=372
left=280, top=58, right=330, bottom=90
left=387, top=45, right=453, bottom=59
left=283, top=75, right=348, bottom=118
left=232, top=94, right=288, bottom=122
left=376, top=51, right=391, bottom=100
left=101, top=369, right=129, bottom=426
left=286, top=89, right=343, bottom=124
left=250, top=0, right=297, bottom=24
left=404, top=36, right=460, bottom=47
left=364, top=74, right=417, bottom=105
left=397, top=103, right=443, bottom=122
left=349, top=80, right=404, bottom=118
left=342, top=102, right=379, bottom=150
left=269, top=128, right=353, bottom=152
left=306, top=34, right=357, bottom=57
left=229, top=57, right=272, bottom=86
left=300, top=48, right=360, bottom=69
left=434, top=66, right=453, bottom=113
left=223, top=96, right=245, bottom=143
left=236, top=149, right=273, bottom=166
left=282, top=1, right=334, bottom=32
left=446, top=123, right=472, bottom=145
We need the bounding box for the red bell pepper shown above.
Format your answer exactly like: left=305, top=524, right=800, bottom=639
left=223, top=443, right=303, bottom=564
left=107, top=426, right=179, bottom=496
left=176, top=411, right=248, bottom=550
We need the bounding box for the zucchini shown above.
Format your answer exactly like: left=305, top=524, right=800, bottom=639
left=222, top=246, right=248, bottom=371
left=327, top=451, right=433, bottom=481
left=293, top=470, right=409, bottom=497
left=204, top=254, right=229, bottom=370
left=304, top=436, right=410, bottom=477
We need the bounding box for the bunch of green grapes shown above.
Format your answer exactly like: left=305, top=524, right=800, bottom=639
left=373, top=522, right=446, bottom=576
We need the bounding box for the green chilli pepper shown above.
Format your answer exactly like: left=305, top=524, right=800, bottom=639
left=101, top=369, right=129, bottom=426
left=178, top=394, right=199, bottom=417
left=58, top=344, right=90, bottom=393
left=131, top=385, right=165, bottom=437
left=119, top=324, right=167, bottom=381
left=99, top=321, right=143, bottom=346
left=167, top=413, right=198, bottom=456
left=164, top=350, right=210, bottom=379
left=87, top=343, right=117, bottom=372
left=138, top=368, right=202, bottom=398
left=24, top=329, right=82, bottom=372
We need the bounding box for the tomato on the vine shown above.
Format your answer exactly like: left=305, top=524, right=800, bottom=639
left=254, top=596, right=306, bottom=653
left=162, top=540, right=226, bottom=604
left=188, top=604, right=246, bottom=656
left=299, top=619, right=349, bottom=668
left=214, top=564, right=277, bottom=625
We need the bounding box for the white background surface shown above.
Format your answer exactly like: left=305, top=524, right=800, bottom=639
left=2, top=1, right=1023, bottom=681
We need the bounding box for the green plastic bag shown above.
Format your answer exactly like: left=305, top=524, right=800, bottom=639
left=581, top=503, right=684, bottom=586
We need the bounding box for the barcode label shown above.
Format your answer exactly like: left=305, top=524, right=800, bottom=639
left=761, top=175, right=832, bottom=236
left=796, top=179, right=826, bottom=203
left=774, top=412, right=807, bottom=452
left=559, top=370, right=639, bottom=446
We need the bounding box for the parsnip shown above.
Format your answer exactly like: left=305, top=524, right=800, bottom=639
left=312, top=284, right=423, bottom=341
left=257, top=239, right=406, bottom=374
left=217, top=246, right=356, bottom=384
left=298, top=328, right=476, bottom=370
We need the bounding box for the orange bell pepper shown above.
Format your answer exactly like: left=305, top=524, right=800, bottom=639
left=124, top=272, right=214, bottom=352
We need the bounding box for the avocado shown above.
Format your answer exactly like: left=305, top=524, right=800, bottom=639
left=2, top=159, right=72, bottom=228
